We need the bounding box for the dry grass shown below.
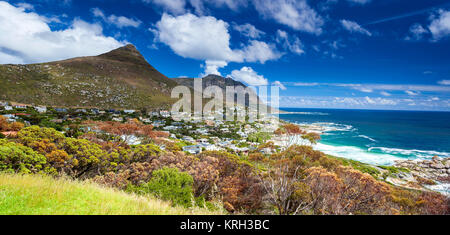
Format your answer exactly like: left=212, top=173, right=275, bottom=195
left=0, top=173, right=222, bottom=215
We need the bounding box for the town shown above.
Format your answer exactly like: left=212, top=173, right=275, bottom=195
left=0, top=100, right=282, bottom=157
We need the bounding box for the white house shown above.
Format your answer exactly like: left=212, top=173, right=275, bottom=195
left=124, top=110, right=136, bottom=114
left=35, top=106, right=47, bottom=113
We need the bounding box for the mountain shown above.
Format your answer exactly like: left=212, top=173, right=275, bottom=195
left=173, top=75, right=272, bottom=110
left=174, top=74, right=247, bottom=90
left=0, top=44, right=178, bottom=110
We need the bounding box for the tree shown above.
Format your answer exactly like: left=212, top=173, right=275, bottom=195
left=18, top=126, right=65, bottom=146
left=0, top=140, right=47, bottom=174
left=127, top=167, right=195, bottom=208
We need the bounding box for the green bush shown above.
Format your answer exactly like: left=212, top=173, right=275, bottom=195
left=18, top=126, right=65, bottom=145
left=0, top=141, right=47, bottom=174
left=0, top=132, right=5, bottom=139
left=128, top=167, right=194, bottom=208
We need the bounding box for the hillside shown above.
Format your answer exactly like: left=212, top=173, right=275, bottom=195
left=174, top=74, right=247, bottom=90
left=0, top=174, right=219, bottom=215
left=0, top=45, right=178, bottom=110
left=173, top=75, right=275, bottom=111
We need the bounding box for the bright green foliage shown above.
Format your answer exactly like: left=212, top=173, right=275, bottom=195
left=0, top=141, right=47, bottom=174
left=130, top=144, right=162, bottom=163
left=128, top=167, right=194, bottom=208
left=248, top=132, right=272, bottom=143
left=58, top=138, right=106, bottom=178
left=18, top=126, right=65, bottom=145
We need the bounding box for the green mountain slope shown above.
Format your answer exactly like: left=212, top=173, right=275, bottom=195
left=0, top=45, right=177, bottom=110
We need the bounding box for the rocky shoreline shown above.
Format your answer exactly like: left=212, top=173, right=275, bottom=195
left=390, top=157, right=450, bottom=195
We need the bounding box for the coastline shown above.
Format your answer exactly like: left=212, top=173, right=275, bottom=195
left=274, top=115, right=450, bottom=195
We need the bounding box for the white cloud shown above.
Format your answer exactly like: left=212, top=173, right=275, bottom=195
left=0, top=2, right=124, bottom=64
left=429, top=9, right=450, bottom=41
left=253, top=0, right=324, bottom=35
left=202, top=60, right=228, bottom=76
left=153, top=13, right=281, bottom=74
left=230, top=67, right=268, bottom=86
left=272, top=81, right=287, bottom=90
left=347, top=0, right=371, bottom=4
left=288, top=82, right=450, bottom=92
left=438, top=80, right=450, bottom=85
left=233, top=23, right=265, bottom=39
left=241, top=40, right=282, bottom=63
left=380, top=91, right=391, bottom=97
left=16, top=2, right=34, bottom=10
left=276, top=30, right=304, bottom=55
left=190, top=0, right=248, bottom=15
left=405, top=90, right=419, bottom=96
left=154, top=13, right=240, bottom=62
left=340, top=19, right=371, bottom=36
left=405, top=23, right=428, bottom=41
left=144, top=0, right=247, bottom=15
left=92, top=8, right=141, bottom=28
left=144, top=0, right=187, bottom=15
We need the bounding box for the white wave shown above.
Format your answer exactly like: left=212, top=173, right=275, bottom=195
left=280, top=112, right=329, bottom=116
left=314, top=143, right=403, bottom=165
left=296, top=122, right=355, bottom=133
left=368, top=147, right=450, bottom=159
left=358, top=135, right=377, bottom=142
left=425, top=183, right=450, bottom=196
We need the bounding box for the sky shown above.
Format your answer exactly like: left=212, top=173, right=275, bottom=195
left=0, top=0, right=450, bottom=111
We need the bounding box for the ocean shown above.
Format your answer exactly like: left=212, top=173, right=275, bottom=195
left=279, top=108, right=450, bottom=166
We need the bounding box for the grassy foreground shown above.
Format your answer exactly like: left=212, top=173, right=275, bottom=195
left=0, top=173, right=220, bottom=215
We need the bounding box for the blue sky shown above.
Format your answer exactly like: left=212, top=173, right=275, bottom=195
left=1, top=0, right=450, bottom=111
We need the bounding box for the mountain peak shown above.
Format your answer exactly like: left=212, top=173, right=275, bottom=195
left=99, top=44, right=147, bottom=64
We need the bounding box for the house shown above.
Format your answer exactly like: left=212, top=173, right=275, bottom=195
left=112, top=117, right=123, bottom=122
left=183, top=145, right=202, bottom=154
left=35, top=106, right=47, bottom=113
left=197, top=138, right=209, bottom=144
left=160, top=111, right=171, bottom=118
left=0, top=101, right=8, bottom=107
left=4, top=106, right=13, bottom=111
left=55, top=108, right=68, bottom=113
left=182, top=136, right=195, bottom=143
left=124, top=110, right=136, bottom=114
left=14, top=105, right=27, bottom=109
left=163, top=126, right=179, bottom=131
left=149, top=112, right=160, bottom=117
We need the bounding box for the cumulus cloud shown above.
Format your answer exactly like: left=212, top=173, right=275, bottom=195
left=202, top=60, right=228, bottom=76
left=241, top=40, right=282, bottom=63
left=153, top=13, right=281, bottom=75
left=253, top=0, right=324, bottom=35
left=276, top=30, right=304, bottom=55
left=340, top=19, right=372, bottom=36
left=230, top=67, right=269, bottom=86
left=233, top=23, right=265, bottom=39
left=0, top=2, right=124, bottom=64
left=429, top=9, right=450, bottom=41
left=92, top=8, right=142, bottom=28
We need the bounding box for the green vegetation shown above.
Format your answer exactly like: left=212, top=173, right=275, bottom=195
left=328, top=155, right=381, bottom=178
left=0, top=45, right=177, bottom=110
left=127, top=167, right=195, bottom=208
left=0, top=173, right=217, bottom=215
